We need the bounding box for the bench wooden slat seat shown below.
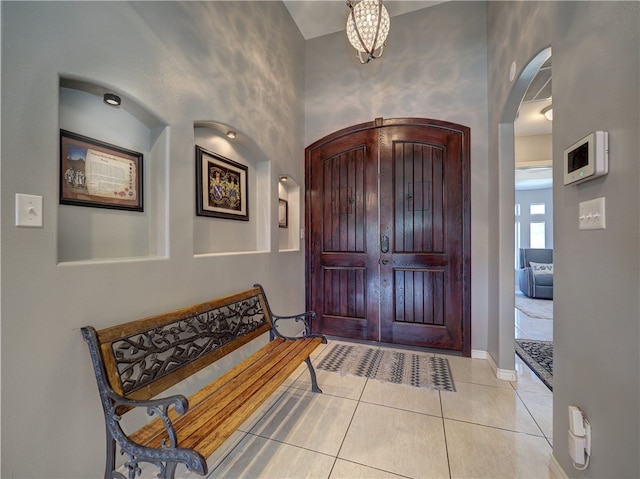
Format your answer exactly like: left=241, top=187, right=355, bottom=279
left=82, top=285, right=326, bottom=479
left=132, top=336, right=323, bottom=456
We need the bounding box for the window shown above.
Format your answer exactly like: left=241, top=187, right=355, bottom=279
left=530, top=203, right=545, bottom=215
left=530, top=222, right=546, bottom=248
left=515, top=221, right=521, bottom=268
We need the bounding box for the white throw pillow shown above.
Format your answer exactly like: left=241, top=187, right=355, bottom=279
left=530, top=262, right=553, bottom=275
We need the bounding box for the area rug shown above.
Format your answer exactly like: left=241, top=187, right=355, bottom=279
left=317, top=344, right=455, bottom=392
left=515, top=294, right=553, bottom=320
left=515, top=339, right=553, bottom=391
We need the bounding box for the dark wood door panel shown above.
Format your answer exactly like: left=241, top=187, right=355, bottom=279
left=322, top=267, right=367, bottom=318
left=385, top=321, right=459, bottom=350
left=316, top=265, right=376, bottom=339
left=384, top=266, right=462, bottom=350
left=379, top=124, right=466, bottom=350
left=322, top=148, right=367, bottom=254
left=307, top=127, right=380, bottom=341
left=392, top=142, right=445, bottom=254
left=393, top=268, right=445, bottom=326
left=306, top=118, right=470, bottom=355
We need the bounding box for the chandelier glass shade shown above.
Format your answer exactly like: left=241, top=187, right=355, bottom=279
left=346, top=0, right=390, bottom=64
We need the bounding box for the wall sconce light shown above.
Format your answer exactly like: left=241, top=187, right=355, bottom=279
left=103, top=93, right=121, bottom=106
left=279, top=175, right=288, bottom=182
left=226, top=131, right=237, bottom=139
left=541, top=105, right=553, bottom=121
left=346, top=0, right=390, bottom=64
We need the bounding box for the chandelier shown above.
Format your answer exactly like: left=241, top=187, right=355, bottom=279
left=346, top=0, right=390, bottom=64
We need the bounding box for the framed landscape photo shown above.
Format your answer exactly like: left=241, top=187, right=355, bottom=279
left=60, top=130, right=143, bottom=211
left=196, top=146, right=248, bottom=221
left=278, top=198, right=288, bottom=228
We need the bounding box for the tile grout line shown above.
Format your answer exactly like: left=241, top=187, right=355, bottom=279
left=327, top=375, right=370, bottom=478
left=515, top=387, right=553, bottom=441
left=207, top=385, right=293, bottom=478
left=439, top=390, right=454, bottom=479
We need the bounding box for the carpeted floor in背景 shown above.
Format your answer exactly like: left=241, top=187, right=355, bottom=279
left=515, top=339, right=553, bottom=391
left=515, top=294, right=553, bottom=320
left=317, top=343, right=455, bottom=392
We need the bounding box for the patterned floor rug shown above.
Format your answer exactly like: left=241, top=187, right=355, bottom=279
left=317, top=344, right=455, bottom=392
left=515, top=339, right=553, bottom=391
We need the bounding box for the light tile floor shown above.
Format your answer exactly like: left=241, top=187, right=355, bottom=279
left=144, top=335, right=555, bottom=479
left=127, top=303, right=554, bottom=479
left=515, top=297, right=553, bottom=342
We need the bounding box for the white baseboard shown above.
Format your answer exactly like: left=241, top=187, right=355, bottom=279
left=471, top=349, right=487, bottom=359
left=487, top=352, right=518, bottom=381
left=470, top=350, right=517, bottom=381
left=497, top=368, right=517, bottom=381
left=549, top=454, right=569, bottom=479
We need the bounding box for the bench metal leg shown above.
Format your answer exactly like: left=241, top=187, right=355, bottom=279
left=164, top=461, right=178, bottom=479
left=105, top=434, right=117, bottom=479
left=305, top=357, right=322, bottom=393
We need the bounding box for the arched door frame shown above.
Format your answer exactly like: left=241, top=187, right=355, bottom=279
left=497, top=47, right=552, bottom=374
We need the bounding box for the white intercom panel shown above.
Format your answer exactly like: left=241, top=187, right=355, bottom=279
left=564, top=131, right=608, bottom=185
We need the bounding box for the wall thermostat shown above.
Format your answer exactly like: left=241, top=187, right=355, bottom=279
left=564, top=131, right=608, bottom=185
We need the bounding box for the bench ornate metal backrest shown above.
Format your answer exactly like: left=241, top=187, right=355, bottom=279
left=81, top=285, right=283, bottom=478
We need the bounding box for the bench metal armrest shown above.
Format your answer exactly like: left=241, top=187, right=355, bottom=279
left=253, top=284, right=327, bottom=343
left=110, top=392, right=188, bottom=449
left=270, top=311, right=326, bottom=342
left=105, top=389, right=207, bottom=476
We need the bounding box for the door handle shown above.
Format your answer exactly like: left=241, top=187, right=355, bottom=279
left=380, top=235, right=389, bottom=253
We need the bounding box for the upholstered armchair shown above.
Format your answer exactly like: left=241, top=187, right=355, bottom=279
left=517, top=248, right=553, bottom=299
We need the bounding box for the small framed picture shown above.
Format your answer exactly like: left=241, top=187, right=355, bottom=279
left=60, top=130, right=143, bottom=211
left=278, top=198, right=288, bottom=228
left=196, top=146, right=248, bottom=221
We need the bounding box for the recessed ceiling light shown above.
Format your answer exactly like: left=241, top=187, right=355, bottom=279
left=103, top=93, right=121, bottom=106
left=226, top=131, right=237, bottom=139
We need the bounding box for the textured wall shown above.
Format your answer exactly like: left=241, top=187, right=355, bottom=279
left=1, top=2, right=305, bottom=477
left=487, top=1, right=639, bottom=476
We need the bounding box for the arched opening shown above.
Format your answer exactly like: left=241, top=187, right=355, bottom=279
left=497, top=47, right=552, bottom=376
left=514, top=56, right=554, bottom=391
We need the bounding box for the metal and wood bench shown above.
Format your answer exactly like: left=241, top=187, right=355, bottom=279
left=82, top=284, right=326, bottom=479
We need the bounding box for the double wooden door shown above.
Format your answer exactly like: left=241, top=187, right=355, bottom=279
left=305, top=118, right=470, bottom=354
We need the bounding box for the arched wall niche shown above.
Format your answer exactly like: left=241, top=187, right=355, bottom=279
left=193, top=122, right=270, bottom=256
left=57, top=76, right=169, bottom=263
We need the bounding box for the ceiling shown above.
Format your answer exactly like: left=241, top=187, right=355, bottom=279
left=515, top=57, right=553, bottom=189
left=515, top=57, right=552, bottom=138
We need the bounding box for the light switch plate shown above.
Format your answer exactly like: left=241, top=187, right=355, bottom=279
left=579, top=197, right=606, bottom=230
left=15, top=193, right=43, bottom=227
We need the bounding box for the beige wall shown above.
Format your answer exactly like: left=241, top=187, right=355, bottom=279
left=515, top=134, right=552, bottom=167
